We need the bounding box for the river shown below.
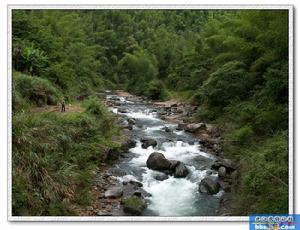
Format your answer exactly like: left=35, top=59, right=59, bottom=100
left=106, top=92, right=223, bottom=216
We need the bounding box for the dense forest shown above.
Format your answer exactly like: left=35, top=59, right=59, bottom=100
left=12, top=9, right=289, bottom=216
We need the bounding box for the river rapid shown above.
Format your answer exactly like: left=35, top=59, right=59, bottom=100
left=106, top=92, right=223, bottom=216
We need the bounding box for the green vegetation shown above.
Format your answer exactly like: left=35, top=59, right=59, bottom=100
left=121, top=197, right=147, bottom=215
left=13, top=72, right=61, bottom=108
left=12, top=95, right=121, bottom=215
left=233, top=132, right=288, bottom=214
left=146, top=79, right=168, bottom=100
left=12, top=9, right=289, bottom=215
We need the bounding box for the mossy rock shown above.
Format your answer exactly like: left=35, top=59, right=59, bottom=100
left=121, top=197, right=147, bottom=215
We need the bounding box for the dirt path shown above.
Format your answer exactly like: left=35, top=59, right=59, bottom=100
left=29, top=104, right=84, bottom=114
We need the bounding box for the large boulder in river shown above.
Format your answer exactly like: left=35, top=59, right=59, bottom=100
left=174, top=162, right=189, bottom=178
left=146, top=152, right=171, bottom=171
left=199, top=177, right=220, bottom=195
left=141, top=138, right=157, bottom=149
left=169, top=160, right=180, bottom=171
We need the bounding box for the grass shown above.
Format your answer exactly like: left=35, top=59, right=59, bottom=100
left=12, top=98, right=122, bottom=216
left=13, top=71, right=62, bottom=108
left=220, top=128, right=288, bottom=215
left=167, top=89, right=195, bottom=102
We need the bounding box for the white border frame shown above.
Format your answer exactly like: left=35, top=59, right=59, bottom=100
left=7, top=4, right=294, bottom=222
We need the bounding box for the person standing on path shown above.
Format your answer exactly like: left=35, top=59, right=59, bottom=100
left=61, top=98, right=66, bottom=112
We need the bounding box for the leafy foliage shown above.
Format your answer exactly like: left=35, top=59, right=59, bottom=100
left=146, top=79, right=168, bottom=100
left=84, top=97, right=107, bottom=116
left=200, top=61, right=250, bottom=106
left=117, top=50, right=158, bottom=95
left=229, top=125, right=254, bottom=145
left=12, top=9, right=289, bottom=215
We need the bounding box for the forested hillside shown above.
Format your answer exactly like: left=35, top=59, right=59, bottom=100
left=12, top=9, right=289, bottom=215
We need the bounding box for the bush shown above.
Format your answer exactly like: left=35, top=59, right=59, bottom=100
left=146, top=79, right=168, bottom=100
left=254, top=103, right=288, bottom=134
left=13, top=72, right=61, bottom=107
left=200, top=61, right=250, bottom=107
left=190, top=90, right=206, bottom=105
left=84, top=97, right=106, bottom=116
left=166, top=73, right=181, bottom=90
left=193, top=104, right=220, bottom=122
left=230, top=125, right=254, bottom=145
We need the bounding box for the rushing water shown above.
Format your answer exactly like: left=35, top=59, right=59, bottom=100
left=107, top=93, right=222, bottom=216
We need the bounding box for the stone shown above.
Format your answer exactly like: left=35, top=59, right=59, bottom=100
left=123, top=182, right=150, bottom=199
left=146, top=152, right=171, bottom=171
left=107, top=168, right=127, bottom=177
left=218, top=166, right=227, bottom=178
left=176, top=123, right=186, bottom=131
left=162, top=126, right=171, bottom=132
left=129, top=180, right=143, bottom=187
left=211, top=161, right=221, bottom=170
left=133, top=191, right=142, bottom=197
left=199, top=177, right=220, bottom=195
left=206, top=170, right=213, bottom=175
left=169, top=160, right=180, bottom=171
left=141, top=138, right=157, bottom=149
left=97, top=211, right=112, bottom=216
left=221, top=159, right=238, bottom=170
left=127, top=118, right=136, bottom=126
left=184, top=123, right=206, bottom=133
left=118, top=108, right=128, bottom=113
left=211, top=159, right=238, bottom=171
left=220, top=181, right=231, bottom=192
left=104, top=186, right=123, bottom=198
left=154, top=173, right=169, bottom=181
left=174, top=162, right=189, bottom=178
left=206, top=124, right=221, bottom=138
left=121, top=139, right=136, bottom=151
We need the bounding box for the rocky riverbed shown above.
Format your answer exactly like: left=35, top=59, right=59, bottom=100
left=80, top=90, right=239, bottom=216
